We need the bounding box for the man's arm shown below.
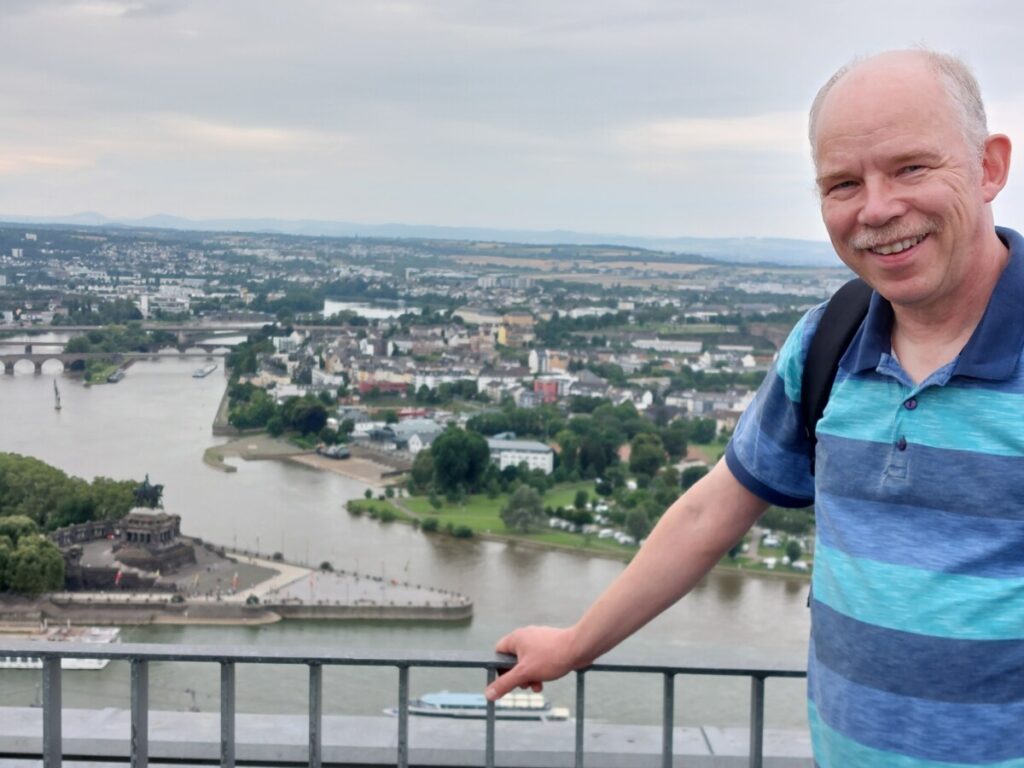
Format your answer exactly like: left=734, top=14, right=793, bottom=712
left=486, top=460, right=768, bottom=700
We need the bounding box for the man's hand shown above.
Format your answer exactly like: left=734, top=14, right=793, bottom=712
left=486, top=625, right=582, bottom=701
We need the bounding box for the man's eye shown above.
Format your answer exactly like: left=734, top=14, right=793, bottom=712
left=827, top=180, right=856, bottom=194
left=899, top=165, right=925, bottom=175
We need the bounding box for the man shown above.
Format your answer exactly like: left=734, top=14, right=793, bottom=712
left=489, top=50, right=1023, bottom=765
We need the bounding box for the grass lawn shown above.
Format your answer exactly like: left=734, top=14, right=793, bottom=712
left=404, top=482, right=634, bottom=556
left=687, top=438, right=728, bottom=464
left=83, top=362, right=122, bottom=384
left=347, top=498, right=416, bottom=523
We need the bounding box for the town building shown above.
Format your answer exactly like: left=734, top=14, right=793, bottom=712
left=486, top=436, right=554, bottom=474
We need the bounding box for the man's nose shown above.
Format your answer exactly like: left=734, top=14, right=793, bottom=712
left=857, top=177, right=907, bottom=227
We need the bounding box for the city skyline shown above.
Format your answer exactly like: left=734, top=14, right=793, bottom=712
left=3, top=1, right=1024, bottom=242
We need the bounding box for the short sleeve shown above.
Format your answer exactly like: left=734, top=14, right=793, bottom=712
left=725, top=304, right=826, bottom=508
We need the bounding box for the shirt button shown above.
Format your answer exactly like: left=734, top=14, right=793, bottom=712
left=896, top=436, right=908, bottom=451
left=904, top=398, right=918, bottom=410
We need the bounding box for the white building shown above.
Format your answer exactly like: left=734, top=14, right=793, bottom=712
left=486, top=437, right=554, bottom=474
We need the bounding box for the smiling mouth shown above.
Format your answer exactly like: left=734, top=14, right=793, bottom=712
left=866, top=233, right=927, bottom=256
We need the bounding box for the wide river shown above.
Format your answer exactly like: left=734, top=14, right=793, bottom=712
left=0, top=338, right=810, bottom=729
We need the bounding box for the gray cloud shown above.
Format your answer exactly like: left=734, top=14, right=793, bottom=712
left=2, top=1, right=1023, bottom=239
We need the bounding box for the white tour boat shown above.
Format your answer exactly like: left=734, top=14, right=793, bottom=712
left=0, top=625, right=121, bottom=671
left=387, top=690, right=570, bottom=721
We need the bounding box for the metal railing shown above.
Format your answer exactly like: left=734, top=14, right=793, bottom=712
left=0, top=640, right=806, bottom=768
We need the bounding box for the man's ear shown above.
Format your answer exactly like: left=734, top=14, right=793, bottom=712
left=981, top=134, right=1012, bottom=203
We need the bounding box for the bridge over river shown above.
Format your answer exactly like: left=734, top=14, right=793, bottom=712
left=0, top=349, right=227, bottom=375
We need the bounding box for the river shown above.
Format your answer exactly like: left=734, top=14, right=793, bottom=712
left=0, top=342, right=810, bottom=728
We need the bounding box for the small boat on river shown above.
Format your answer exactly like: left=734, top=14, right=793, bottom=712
left=0, top=625, right=120, bottom=671
left=192, top=364, right=218, bottom=378
left=386, top=690, right=570, bottom=721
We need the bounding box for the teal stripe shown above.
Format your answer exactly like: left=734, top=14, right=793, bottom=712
left=819, top=377, right=1024, bottom=456
left=778, top=312, right=809, bottom=404
left=809, top=701, right=1024, bottom=768
left=813, top=543, right=1024, bottom=641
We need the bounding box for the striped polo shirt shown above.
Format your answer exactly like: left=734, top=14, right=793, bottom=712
left=726, top=226, right=1024, bottom=767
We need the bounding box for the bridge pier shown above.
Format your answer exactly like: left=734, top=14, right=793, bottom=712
left=3, top=362, right=13, bottom=375
left=34, top=361, right=44, bottom=375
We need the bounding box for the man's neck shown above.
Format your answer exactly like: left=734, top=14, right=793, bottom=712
left=890, top=236, right=1009, bottom=384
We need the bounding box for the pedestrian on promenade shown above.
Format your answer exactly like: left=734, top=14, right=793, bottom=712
left=489, top=48, right=1023, bottom=765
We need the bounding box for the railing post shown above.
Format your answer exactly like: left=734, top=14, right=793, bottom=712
left=575, top=670, right=586, bottom=768
left=397, top=665, right=409, bottom=768
left=662, top=672, right=675, bottom=768
left=42, top=657, right=62, bottom=768
left=220, top=661, right=235, bottom=768
left=130, top=659, right=149, bottom=768
left=749, top=675, right=765, bottom=768
left=308, top=663, right=322, bottom=768
left=485, top=668, right=496, bottom=768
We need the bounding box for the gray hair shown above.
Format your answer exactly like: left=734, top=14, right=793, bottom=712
left=808, top=50, right=988, bottom=165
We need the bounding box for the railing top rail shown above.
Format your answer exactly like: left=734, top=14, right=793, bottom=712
left=0, top=640, right=807, bottom=678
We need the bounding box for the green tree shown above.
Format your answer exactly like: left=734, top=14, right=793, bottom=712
left=625, top=508, right=651, bottom=541
left=629, top=433, right=666, bottom=477
left=410, top=451, right=435, bottom=492
left=0, top=515, right=39, bottom=546
left=7, top=536, right=64, bottom=595
left=658, top=421, right=689, bottom=461
left=500, top=485, right=545, bottom=533
left=574, top=489, right=589, bottom=511
left=681, top=465, right=710, bottom=490
left=786, top=539, right=803, bottom=563
left=0, top=538, right=13, bottom=591
left=430, top=428, right=490, bottom=493
left=688, top=418, right=717, bottom=444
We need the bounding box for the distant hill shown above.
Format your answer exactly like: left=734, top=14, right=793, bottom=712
left=0, top=212, right=838, bottom=267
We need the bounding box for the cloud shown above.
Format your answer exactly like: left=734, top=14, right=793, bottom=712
left=616, top=111, right=808, bottom=156
left=67, top=0, right=185, bottom=19
left=0, top=150, right=94, bottom=175
left=157, top=115, right=345, bottom=152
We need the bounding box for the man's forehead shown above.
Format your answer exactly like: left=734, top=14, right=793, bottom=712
left=813, top=59, right=958, bottom=162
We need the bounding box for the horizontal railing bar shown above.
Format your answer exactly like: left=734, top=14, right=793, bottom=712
left=0, top=641, right=807, bottom=678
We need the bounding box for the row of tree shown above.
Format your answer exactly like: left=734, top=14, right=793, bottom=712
left=0, top=516, right=64, bottom=595
left=0, top=453, right=138, bottom=530
left=227, top=383, right=331, bottom=436
left=63, top=325, right=177, bottom=354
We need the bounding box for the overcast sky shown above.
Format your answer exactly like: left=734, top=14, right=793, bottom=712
left=3, top=0, right=1024, bottom=241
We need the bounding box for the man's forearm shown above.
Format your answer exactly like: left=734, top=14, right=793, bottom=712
left=489, top=460, right=768, bottom=699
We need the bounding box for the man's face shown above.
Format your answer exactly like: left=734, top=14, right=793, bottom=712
left=814, top=61, right=987, bottom=310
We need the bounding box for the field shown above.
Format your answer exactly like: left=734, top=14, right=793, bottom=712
left=399, top=482, right=636, bottom=556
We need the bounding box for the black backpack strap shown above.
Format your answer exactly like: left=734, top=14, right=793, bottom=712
left=801, top=277, right=873, bottom=473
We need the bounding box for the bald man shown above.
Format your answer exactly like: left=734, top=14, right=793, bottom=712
left=490, top=50, right=1024, bottom=765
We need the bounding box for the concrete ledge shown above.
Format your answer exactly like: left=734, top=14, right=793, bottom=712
left=0, top=707, right=811, bottom=767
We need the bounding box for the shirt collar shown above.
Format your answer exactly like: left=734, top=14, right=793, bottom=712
left=842, top=226, right=1024, bottom=380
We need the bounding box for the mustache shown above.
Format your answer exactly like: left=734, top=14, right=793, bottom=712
left=848, top=220, right=940, bottom=250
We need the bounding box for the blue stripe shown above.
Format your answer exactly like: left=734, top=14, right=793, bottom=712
left=816, top=434, right=1024, bottom=520
left=816, top=490, right=1024, bottom=578
left=810, top=651, right=1024, bottom=764
left=811, top=600, right=1024, bottom=703
left=819, top=375, right=1024, bottom=457
left=813, top=542, right=1024, bottom=641
left=809, top=700, right=1024, bottom=768
left=777, top=309, right=814, bottom=403
left=725, top=443, right=812, bottom=508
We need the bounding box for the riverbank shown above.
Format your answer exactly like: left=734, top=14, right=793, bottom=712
left=365, top=499, right=812, bottom=581
left=204, top=432, right=400, bottom=487
left=289, top=452, right=394, bottom=486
